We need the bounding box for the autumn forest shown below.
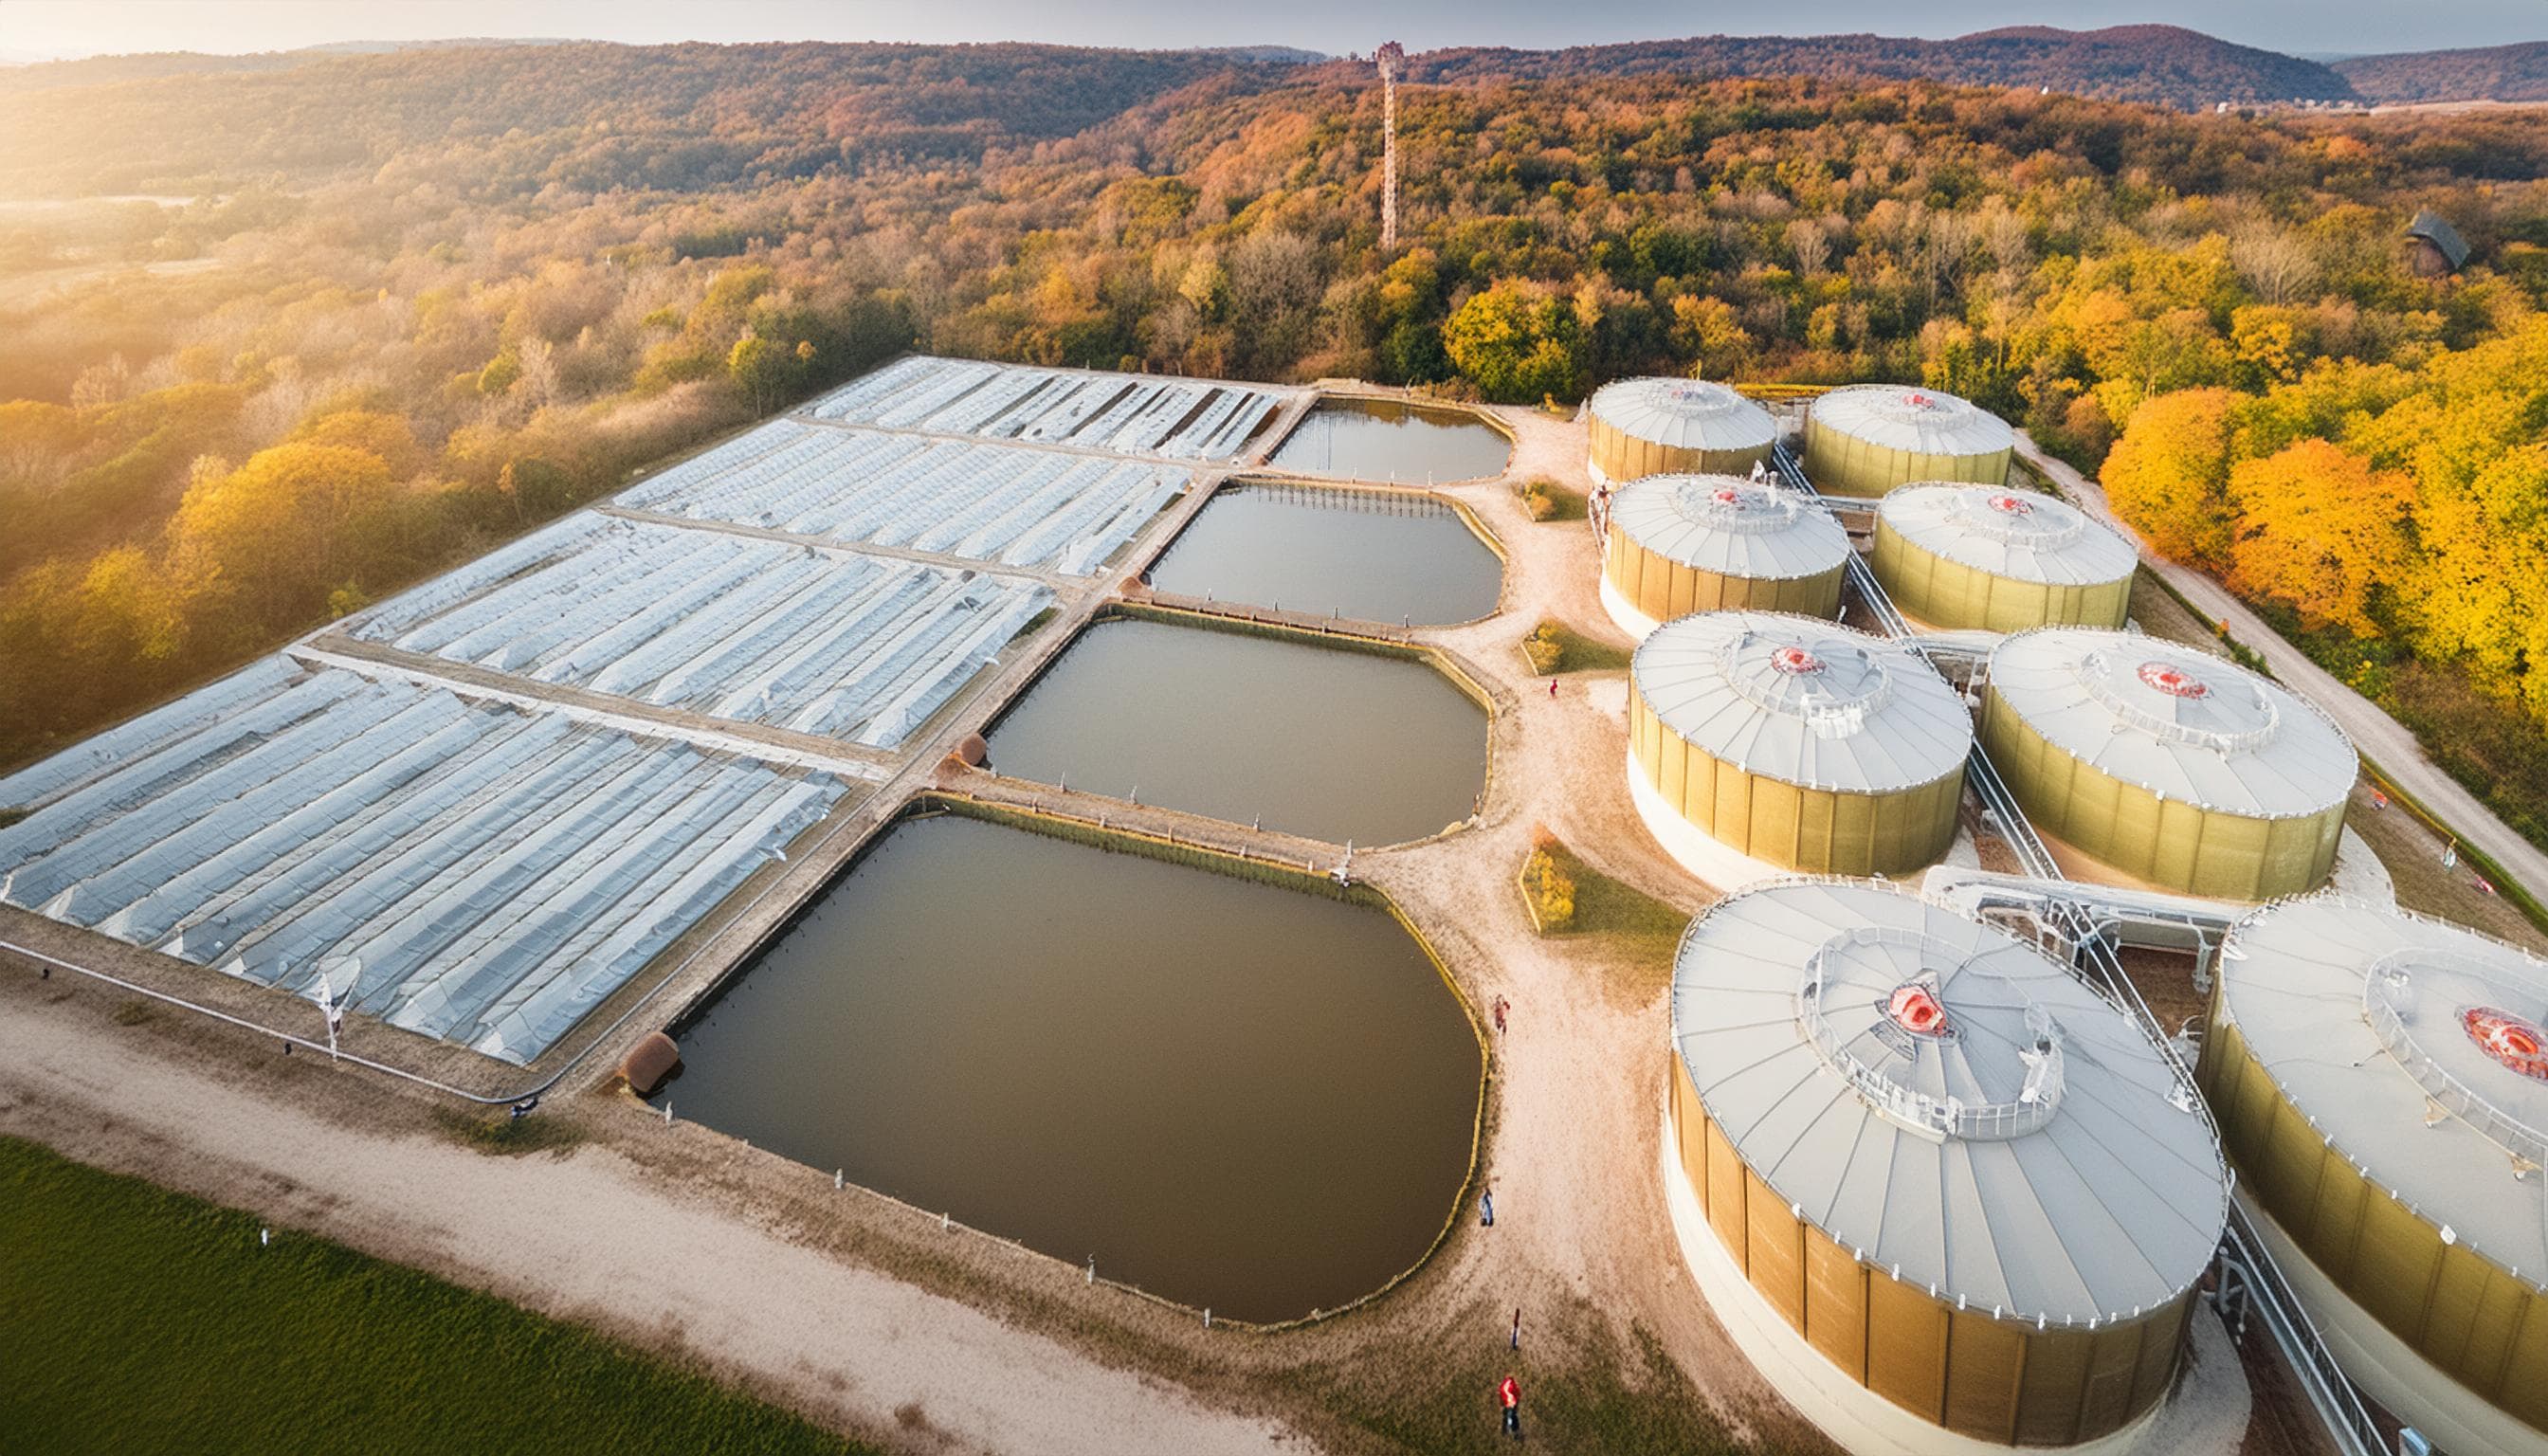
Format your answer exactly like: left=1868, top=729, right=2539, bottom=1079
left=3, top=42, right=2547, bottom=838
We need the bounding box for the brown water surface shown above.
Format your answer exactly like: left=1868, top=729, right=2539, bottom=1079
left=1266, top=398, right=1511, bottom=482
left=655, top=813, right=1481, bottom=1321
left=1148, top=483, right=1502, bottom=626
left=985, top=617, right=1487, bottom=845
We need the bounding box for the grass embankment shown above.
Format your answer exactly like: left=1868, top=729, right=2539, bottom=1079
left=1519, top=478, right=1586, bottom=522
left=1290, top=1298, right=1770, bottom=1455
left=0, top=1136, right=868, bottom=1456
left=1520, top=832, right=1692, bottom=997
left=1521, top=620, right=1629, bottom=675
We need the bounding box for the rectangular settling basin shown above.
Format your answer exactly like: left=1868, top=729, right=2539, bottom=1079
left=655, top=812, right=1481, bottom=1321
left=1265, top=398, right=1511, bottom=483
left=1148, top=483, right=1502, bottom=626
left=984, top=616, right=1487, bottom=846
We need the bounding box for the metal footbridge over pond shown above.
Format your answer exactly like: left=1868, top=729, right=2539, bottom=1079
left=1767, top=434, right=2386, bottom=1456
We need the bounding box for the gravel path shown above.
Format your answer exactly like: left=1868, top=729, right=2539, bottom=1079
left=0, top=983, right=1295, bottom=1456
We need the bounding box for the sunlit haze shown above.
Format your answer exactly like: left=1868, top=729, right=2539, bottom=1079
left=3, top=0, right=2541, bottom=62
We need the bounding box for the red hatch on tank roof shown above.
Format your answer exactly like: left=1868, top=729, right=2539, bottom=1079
left=2464, top=1006, right=2548, bottom=1083
left=1887, top=982, right=1951, bottom=1037
left=2138, top=662, right=2209, bottom=700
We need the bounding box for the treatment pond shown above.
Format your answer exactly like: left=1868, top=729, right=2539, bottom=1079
left=657, top=812, right=1482, bottom=1322
left=1266, top=398, right=1511, bottom=482
left=1148, top=483, right=1503, bottom=625
left=986, top=616, right=1488, bottom=845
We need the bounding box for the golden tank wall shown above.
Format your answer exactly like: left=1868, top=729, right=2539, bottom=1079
left=1669, top=1062, right=2190, bottom=1445
left=1803, top=415, right=2011, bottom=499
left=1978, top=692, right=2344, bottom=900
left=1870, top=521, right=2131, bottom=633
left=1604, top=523, right=1845, bottom=623
left=2196, top=1008, right=2548, bottom=1435
left=1630, top=685, right=1962, bottom=875
left=1587, top=416, right=1774, bottom=482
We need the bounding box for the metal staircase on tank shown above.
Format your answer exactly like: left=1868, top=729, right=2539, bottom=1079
left=1766, top=435, right=2387, bottom=1456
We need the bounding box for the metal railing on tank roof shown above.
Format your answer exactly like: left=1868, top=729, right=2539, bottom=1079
left=1766, top=436, right=2386, bottom=1456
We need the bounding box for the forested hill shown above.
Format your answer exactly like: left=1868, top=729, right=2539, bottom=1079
left=0, top=42, right=1297, bottom=194
left=2338, top=43, right=2548, bottom=105
left=1393, top=26, right=2356, bottom=109
left=4, top=40, right=2548, bottom=828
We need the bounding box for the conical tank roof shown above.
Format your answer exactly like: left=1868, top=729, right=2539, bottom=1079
left=1879, top=483, right=2137, bottom=587
left=1611, top=475, right=1851, bottom=582
left=1633, top=610, right=1972, bottom=793
left=1988, top=628, right=2356, bottom=818
left=1672, top=879, right=2227, bottom=1323
left=1812, top=384, right=2014, bottom=457
left=2216, top=895, right=2548, bottom=1284
left=1589, top=377, right=1777, bottom=454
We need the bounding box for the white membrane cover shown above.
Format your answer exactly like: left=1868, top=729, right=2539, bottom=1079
left=2216, top=895, right=2548, bottom=1283
left=1590, top=377, right=1778, bottom=454
left=1989, top=628, right=2357, bottom=819
left=1879, top=483, right=2138, bottom=587
left=1612, top=475, right=1852, bottom=583
left=1673, top=879, right=2227, bottom=1323
left=1812, top=384, right=2015, bottom=457
left=1633, top=610, right=1972, bottom=793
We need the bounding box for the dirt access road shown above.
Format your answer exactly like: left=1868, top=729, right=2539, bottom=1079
left=2015, top=431, right=2548, bottom=911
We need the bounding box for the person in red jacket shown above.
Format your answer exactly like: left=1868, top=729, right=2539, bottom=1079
left=1498, top=1374, right=1521, bottom=1440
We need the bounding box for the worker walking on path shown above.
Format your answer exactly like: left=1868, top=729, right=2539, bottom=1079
left=1479, top=1185, right=1494, bottom=1227
left=1498, top=1374, right=1522, bottom=1441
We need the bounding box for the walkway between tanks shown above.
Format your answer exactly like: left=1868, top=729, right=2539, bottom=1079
left=2014, top=431, right=2548, bottom=912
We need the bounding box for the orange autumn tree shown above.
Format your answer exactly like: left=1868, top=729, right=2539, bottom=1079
left=2224, top=439, right=2409, bottom=635
left=2099, top=387, right=2236, bottom=568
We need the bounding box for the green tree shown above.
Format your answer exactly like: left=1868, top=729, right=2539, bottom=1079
left=1443, top=281, right=1586, bottom=404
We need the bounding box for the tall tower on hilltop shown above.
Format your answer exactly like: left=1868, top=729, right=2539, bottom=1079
left=1376, top=41, right=1405, bottom=248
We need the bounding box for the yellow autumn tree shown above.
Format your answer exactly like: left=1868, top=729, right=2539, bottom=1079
left=170, top=442, right=393, bottom=628
left=2099, top=388, right=2235, bottom=568
left=290, top=410, right=421, bottom=476
left=2224, top=439, right=2408, bottom=634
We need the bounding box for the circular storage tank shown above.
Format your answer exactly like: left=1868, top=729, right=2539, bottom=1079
left=1668, top=880, right=2226, bottom=1447
left=1586, top=377, right=1778, bottom=485
left=1982, top=629, right=2356, bottom=901
left=1872, top=483, right=2137, bottom=633
left=1805, top=385, right=2014, bottom=498
left=1629, top=611, right=1972, bottom=877
left=1601, top=475, right=1850, bottom=640
left=2202, top=898, right=2548, bottom=1454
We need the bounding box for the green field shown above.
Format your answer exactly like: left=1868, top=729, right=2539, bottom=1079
left=0, top=1137, right=868, bottom=1456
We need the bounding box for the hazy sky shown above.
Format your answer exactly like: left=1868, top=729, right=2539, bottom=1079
left=2, top=0, right=2542, bottom=62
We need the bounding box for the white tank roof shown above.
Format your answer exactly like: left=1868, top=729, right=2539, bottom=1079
left=1611, top=475, right=1851, bottom=582
left=1989, top=628, right=2356, bottom=819
left=1633, top=610, right=1972, bottom=793
left=1589, top=377, right=1777, bottom=454
left=2216, top=896, right=2548, bottom=1285
left=1812, top=384, right=2014, bottom=457
left=1879, top=483, right=2138, bottom=587
left=1673, top=879, right=2227, bottom=1323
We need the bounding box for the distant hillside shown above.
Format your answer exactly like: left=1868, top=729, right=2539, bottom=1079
left=0, top=41, right=1294, bottom=195
left=0, top=51, right=314, bottom=94
left=2338, top=43, right=2548, bottom=104
left=1398, top=25, right=2354, bottom=109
